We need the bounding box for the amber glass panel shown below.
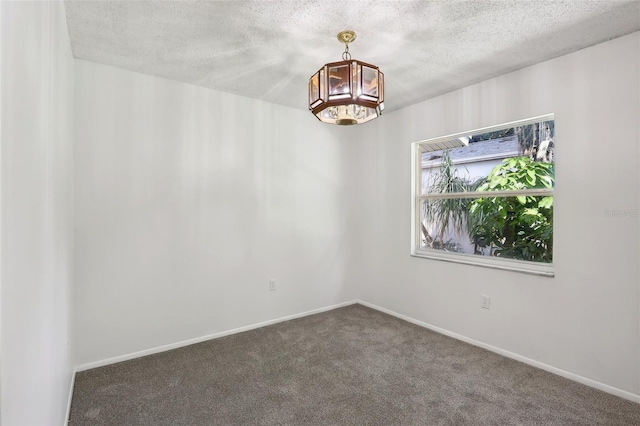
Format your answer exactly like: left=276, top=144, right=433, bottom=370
left=328, top=64, right=351, bottom=95
left=309, top=72, right=320, bottom=106
left=379, top=72, right=384, bottom=103
left=362, top=66, right=378, bottom=97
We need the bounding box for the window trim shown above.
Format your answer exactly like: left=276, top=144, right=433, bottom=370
left=410, top=114, right=555, bottom=277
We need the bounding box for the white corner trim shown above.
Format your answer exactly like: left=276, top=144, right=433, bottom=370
left=74, top=301, right=358, bottom=372
left=64, top=369, right=76, bottom=426
left=357, top=300, right=640, bottom=404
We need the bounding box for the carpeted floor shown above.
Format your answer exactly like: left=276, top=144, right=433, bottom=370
left=69, top=304, right=640, bottom=425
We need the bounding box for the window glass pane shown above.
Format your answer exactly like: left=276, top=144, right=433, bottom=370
left=420, top=120, right=555, bottom=195
left=420, top=195, right=553, bottom=263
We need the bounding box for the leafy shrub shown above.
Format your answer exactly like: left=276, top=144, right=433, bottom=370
left=468, top=157, right=554, bottom=262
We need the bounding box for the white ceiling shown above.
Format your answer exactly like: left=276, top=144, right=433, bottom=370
left=64, top=0, right=640, bottom=113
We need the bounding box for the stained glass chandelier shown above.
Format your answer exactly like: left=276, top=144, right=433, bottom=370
left=309, top=31, right=384, bottom=125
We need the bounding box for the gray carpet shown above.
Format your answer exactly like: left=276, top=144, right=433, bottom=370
left=69, top=304, right=640, bottom=425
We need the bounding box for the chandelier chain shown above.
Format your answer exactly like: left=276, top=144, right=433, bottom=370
left=342, top=44, right=351, bottom=61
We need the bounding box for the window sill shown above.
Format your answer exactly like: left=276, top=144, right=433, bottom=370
left=411, top=249, right=554, bottom=277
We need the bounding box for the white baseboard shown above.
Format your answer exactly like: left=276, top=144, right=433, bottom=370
left=74, top=300, right=358, bottom=372
left=64, top=368, right=75, bottom=426
left=357, top=300, right=640, bottom=404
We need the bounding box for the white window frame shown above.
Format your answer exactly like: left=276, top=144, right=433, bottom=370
left=410, top=114, right=555, bottom=277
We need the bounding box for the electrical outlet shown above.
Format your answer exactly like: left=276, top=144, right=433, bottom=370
left=269, top=279, right=277, bottom=291
left=481, top=295, right=491, bottom=309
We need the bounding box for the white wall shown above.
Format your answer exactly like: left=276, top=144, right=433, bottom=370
left=73, top=61, right=360, bottom=366
left=356, top=32, right=640, bottom=396
left=0, top=1, right=74, bottom=425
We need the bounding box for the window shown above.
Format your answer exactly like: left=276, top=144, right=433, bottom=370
left=411, top=114, right=555, bottom=276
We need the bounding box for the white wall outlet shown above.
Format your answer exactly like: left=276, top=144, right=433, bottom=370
left=269, top=279, right=277, bottom=291
left=481, top=295, right=491, bottom=309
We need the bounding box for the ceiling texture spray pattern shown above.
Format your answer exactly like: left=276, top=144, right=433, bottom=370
left=64, top=0, right=640, bottom=113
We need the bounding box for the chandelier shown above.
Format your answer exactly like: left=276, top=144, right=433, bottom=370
left=309, top=31, right=384, bottom=125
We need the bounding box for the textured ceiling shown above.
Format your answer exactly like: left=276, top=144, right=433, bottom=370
left=64, top=0, right=640, bottom=113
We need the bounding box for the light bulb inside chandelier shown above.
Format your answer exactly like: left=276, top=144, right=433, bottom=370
left=309, top=30, right=384, bottom=125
